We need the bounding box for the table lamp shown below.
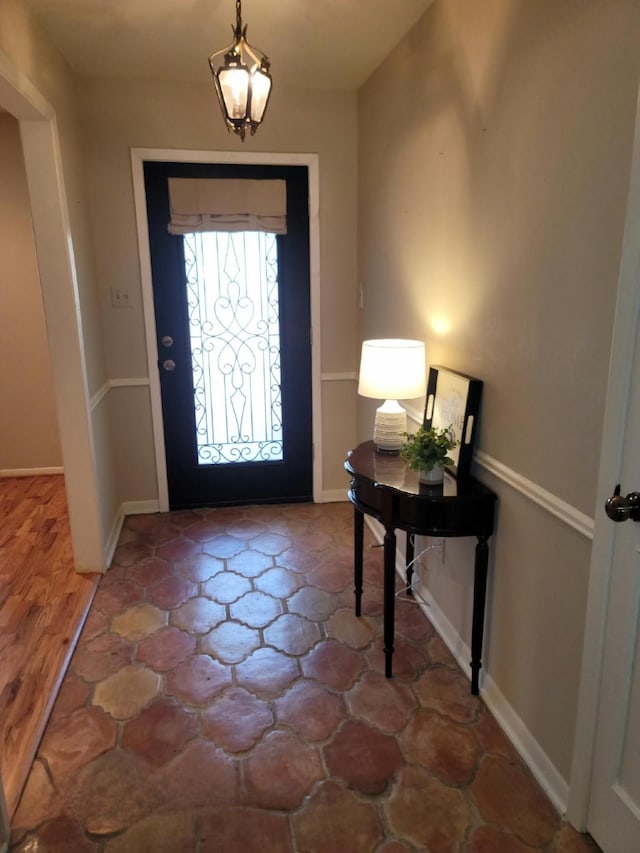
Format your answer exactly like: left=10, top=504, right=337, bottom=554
left=358, top=339, right=426, bottom=452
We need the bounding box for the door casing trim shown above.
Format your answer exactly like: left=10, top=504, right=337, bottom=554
left=131, top=148, right=322, bottom=510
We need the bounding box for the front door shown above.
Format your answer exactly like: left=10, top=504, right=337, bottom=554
left=144, top=161, right=312, bottom=509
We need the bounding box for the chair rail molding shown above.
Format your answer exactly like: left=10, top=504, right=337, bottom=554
left=406, top=404, right=594, bottom=539
left=321, top=371, right=357, bottom=382
left=89, top=377, right=151, bottom=412
left=475, top=450, right=594, bottom=539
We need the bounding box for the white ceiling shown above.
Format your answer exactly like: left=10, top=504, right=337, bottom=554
left=24, top=0, right=433, bottom=90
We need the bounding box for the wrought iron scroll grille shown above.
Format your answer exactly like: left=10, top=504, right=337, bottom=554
left=183, top=231, right=283, bottom=465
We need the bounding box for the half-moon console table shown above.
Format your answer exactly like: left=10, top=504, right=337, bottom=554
left=345, top=441, right=497, bottom=695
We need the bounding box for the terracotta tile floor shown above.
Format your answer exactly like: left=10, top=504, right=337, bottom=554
left=11, top=502, right=601, bottom=852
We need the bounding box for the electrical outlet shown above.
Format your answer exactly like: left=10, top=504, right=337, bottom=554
left=111, top=286, right=131, bottom=307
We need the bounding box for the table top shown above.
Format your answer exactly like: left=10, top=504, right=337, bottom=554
left=346, top=441, right=495, bottom=499
left=345, top=441, right=497, bottom=536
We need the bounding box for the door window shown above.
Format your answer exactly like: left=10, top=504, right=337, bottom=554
left=184, top=230, right=283, bottom=465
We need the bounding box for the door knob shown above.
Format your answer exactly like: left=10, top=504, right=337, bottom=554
left=605, top=485, right=640, bottom=522
left=162, top=359, right=176, bottom=372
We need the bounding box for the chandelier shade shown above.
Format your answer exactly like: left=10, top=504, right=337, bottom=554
left=209, top=0, right=272, bottom=141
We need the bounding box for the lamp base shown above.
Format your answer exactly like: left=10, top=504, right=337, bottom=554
left=373, top=400, right=407, bottom=453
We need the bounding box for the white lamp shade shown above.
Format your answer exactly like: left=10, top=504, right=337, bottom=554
left=358, top=339, right=426, bottom=400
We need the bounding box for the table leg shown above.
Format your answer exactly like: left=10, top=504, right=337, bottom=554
left=470, top=535, right=489, bottom=695
left=383, top=524, right=397, bottom=678
left=405, top=532, right=414, bottom=596
left=353, top=507, right=364, bottom=617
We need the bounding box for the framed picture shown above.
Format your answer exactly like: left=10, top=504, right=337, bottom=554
left=423, top=366, right=483, bottom=479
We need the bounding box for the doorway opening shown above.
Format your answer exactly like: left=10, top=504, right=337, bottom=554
left=132, top=149, right=322, bottom=511
left=0, top=107, right=98, bottom=824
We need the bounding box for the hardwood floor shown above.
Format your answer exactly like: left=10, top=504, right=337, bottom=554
left=0, top=476, right=99, bottom=817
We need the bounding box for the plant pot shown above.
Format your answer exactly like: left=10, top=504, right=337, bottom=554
left=419, top=464, right=444, bottom=485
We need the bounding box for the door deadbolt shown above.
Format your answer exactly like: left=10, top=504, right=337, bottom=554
left=605, top=485, right=640, bottom=522
left=161, top=336, right=174, bottom=348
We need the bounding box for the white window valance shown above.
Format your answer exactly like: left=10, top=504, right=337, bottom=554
left=167, top=178, right=287, bottom=235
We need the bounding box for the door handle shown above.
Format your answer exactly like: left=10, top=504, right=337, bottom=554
left=162, top=359, right=176, bottom=372
left=605, top=485, right=640, bottom=522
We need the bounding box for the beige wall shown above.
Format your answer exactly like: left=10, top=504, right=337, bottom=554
left=0, top=0, right=637, bottom=815
left=0, top=2, right=106, bottom=395
left=0, top=113, right=62, bottom=470
left=78, top=77, right=358, bottom=501
left=0, top=0, right=358, bottom=545
left=358, top=0, right=640, bottom=783
left=0, top=0, right=116, bottom=566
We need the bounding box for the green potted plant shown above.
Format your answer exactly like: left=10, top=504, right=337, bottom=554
left=400, top=425, right=457, bottom=484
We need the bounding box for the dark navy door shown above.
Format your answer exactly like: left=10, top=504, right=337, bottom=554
left=144, top=161, right=312, bottom=508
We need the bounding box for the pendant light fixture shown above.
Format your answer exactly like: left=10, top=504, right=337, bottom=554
left=208, top=0, right=272, bottom=141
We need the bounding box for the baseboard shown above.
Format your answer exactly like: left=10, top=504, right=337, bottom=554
left=121, top=500, right=161, bottom=516
left=480, top=673, right=569, bottom=815
left=363, top=515, right=568, bottom=816
left=420, top=584, right=569, bottom=814
left=104, top=505, right=125, bottom=570
left=0, top=467, right=64, bottom=477
left=0, top=782, right=8, bottom=853
left=104, top=500, right=160, bottom=569
left=322, top=488, right=348, bottom=503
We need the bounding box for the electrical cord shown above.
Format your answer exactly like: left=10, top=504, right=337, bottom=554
left=395, top=534, right=443, bottom=606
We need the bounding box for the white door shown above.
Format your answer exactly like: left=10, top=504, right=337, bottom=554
left=587, top=324, right=640, bottom=851
left=582, top=84, right=640, bottom=851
